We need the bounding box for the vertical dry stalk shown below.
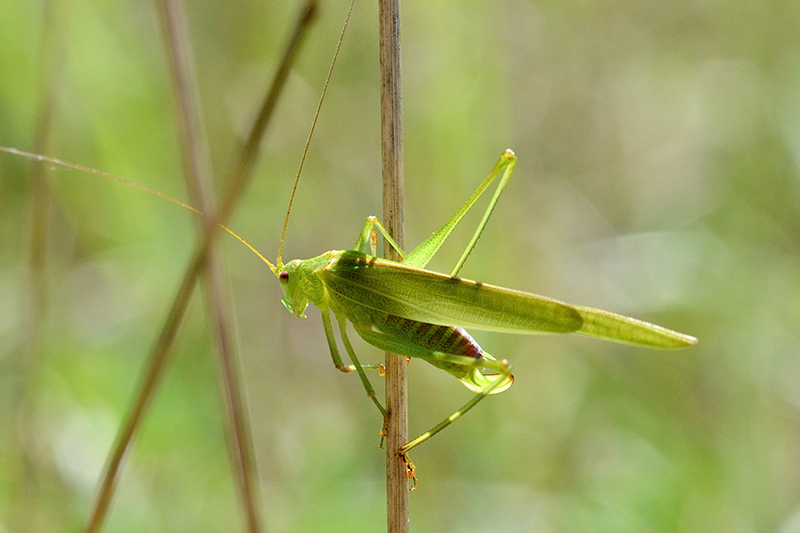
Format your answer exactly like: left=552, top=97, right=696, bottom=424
left=16, top=2, right=69, bottom=529
left=379, top=0, right=409, bottom=531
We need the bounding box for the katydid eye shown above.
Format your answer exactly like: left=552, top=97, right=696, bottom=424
left=279, top=272, right=289, bottom=284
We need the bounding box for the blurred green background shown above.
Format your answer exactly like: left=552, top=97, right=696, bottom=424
left=2, top=0, right=799, bottom=531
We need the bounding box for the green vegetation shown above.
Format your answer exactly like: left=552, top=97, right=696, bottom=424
left=1, top=0, right=797, bottom=531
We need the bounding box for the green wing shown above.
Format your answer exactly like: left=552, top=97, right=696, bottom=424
left=320, top=251, right=696, bottom=349
left=321, top=251, right=581, bottom=334
left=572, top=305, right=696, bottom=348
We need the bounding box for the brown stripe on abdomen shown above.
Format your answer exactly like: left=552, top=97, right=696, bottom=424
left=377, top=314, right=484, bottom=359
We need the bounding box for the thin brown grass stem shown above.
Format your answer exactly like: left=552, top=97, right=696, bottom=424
left=157, top=0, right=261, bottom=531
left=15, top=1, right=70, bottom=530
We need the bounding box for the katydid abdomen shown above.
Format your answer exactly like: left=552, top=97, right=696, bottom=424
left=350, top=307, right=514, bottom=395
left=374, top=315, right=483, bottom=363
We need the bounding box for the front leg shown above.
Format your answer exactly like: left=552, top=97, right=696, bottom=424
left=320, top=309, right=388, bottom=444
left=319, top=309, right=385, bottom=374
left=335, top=316, right=387, bottom=417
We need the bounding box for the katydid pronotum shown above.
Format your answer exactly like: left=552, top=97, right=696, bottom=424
left=2, top=144, right=697, bottom=487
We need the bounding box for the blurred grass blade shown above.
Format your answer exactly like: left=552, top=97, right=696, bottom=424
left=156, top=0, right=262, bottom=530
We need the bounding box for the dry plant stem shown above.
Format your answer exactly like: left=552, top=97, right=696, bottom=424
left=16, top=2, right=69, bottom=529
left=157, top=1, right=261, bottom=531
left=379, top=0, right=409, bottom=531
left=84, top=2, right=318, bottom=531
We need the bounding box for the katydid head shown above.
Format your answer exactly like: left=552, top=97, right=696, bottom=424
left=278, top=259, right=309, bottom=318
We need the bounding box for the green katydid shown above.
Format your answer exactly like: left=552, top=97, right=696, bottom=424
left=1, top=144, right=697, bottom=485
left=260, top=148, right=697, bottom=479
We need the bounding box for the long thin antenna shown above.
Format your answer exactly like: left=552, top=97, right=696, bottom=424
left=0, top=147, right=279, bottom=273
left=277, top=0, right=356, bottom=267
